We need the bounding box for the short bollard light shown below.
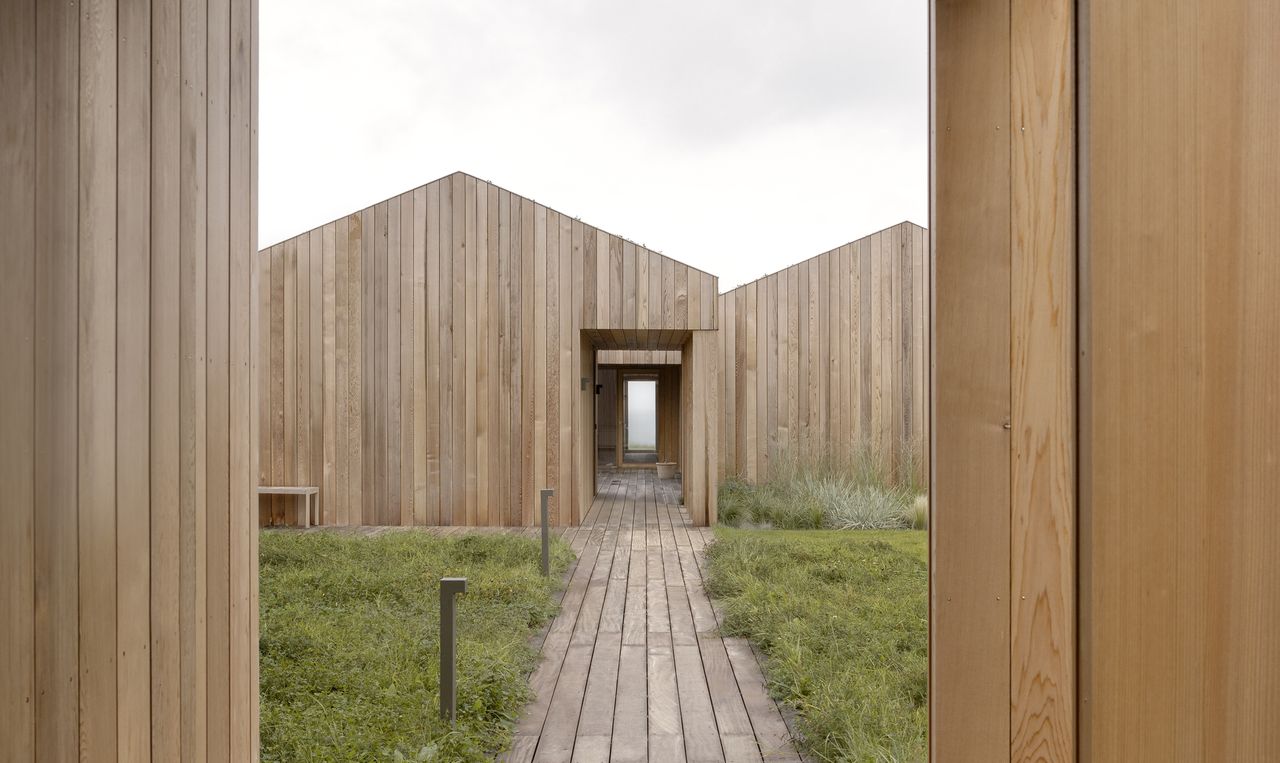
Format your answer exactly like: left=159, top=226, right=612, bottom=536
left=540, top=488, right=555, bottom=577
left=439, top=577, right=467, bottom=724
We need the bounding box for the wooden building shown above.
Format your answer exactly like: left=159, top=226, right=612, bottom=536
left=6, top=1, right=1275, bottom=758
left=258, top=172, right=720, bottom=528
left=717, top=222, right=929, bottom=484
left=257, top=172, right=933, bottom=530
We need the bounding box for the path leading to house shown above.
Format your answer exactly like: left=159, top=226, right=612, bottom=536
left=502, top=470, right=802, bottom=763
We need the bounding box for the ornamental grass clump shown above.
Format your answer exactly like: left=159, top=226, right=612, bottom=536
left=718, top=440, right=926, bottom=531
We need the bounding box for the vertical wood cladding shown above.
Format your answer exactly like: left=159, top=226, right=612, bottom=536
left=260, top=172, right=717, bottom=527
left=1, top=0, right=259, bottom=758
left=716, top=222, right=929, bottom=484
left=930, top=0, right=1075, bottom=759
left=933, top=0, right=1279, bottom=759
left=1080, top=1, right=1280, bottom=759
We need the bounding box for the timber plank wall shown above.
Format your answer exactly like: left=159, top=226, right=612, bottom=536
left=259, top=171, right=719, bottom=528
left=1081, top=0, right=1280, bottom=758
left=598, top=349, right=682, bottom=365
left=931, top=0, right=1280, bottom=760
left=717, top=221, right=929, bottom=484
left=1, top=0, right=260, bottom=759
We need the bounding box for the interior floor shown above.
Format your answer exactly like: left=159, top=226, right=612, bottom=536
left=597, top=448, right=661, bottom=468
left=622, top=451, right=658, bottom=465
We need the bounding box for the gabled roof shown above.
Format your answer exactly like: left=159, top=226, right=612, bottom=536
left=721, top=220, right=926, bottom=295
left=262, top=170, right=717, bottom=280
left=260, top=170, right=722, bottom=336
left=263, top=172, right=927, bottom=304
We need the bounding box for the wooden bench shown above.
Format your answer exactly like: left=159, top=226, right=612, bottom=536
left=257, top=486, right=319, bottom=528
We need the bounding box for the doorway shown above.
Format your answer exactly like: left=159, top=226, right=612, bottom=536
left=595, top=364, right=681, bottom=471
left=623, top=378, right=658, bottom=464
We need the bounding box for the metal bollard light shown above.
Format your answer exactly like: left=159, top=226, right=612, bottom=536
left=439, top=577, right=467, bottom=723
left=540, top=488, right=554, bottom=577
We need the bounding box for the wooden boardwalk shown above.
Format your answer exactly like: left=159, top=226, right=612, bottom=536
left=502, top=470, right=801, bottom=763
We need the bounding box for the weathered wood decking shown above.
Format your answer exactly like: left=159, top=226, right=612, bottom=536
left=502, top=470, right=801, bottom=763
left=273, top=470, right=803, bottom=760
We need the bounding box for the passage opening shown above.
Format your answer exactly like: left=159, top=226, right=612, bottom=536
left=625, top=379, right=657, bottom=452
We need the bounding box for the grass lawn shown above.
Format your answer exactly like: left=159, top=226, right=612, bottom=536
left=259, top=530, right=573, bottom=762
left=705, top=528, right=928, bottom=762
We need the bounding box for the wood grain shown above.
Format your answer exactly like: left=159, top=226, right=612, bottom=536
left=1, top=2, right=36, bottom=756
left=931, top=1, right=1077, bottom=760
left=0, top=0, right=258, bottom=756
left=117, top=0, right=152, bottom=752
left=1009, top=0, right=1075, bottom=758
left=33, top=0, right=82, bottom=752
left=931, top=1, right=1013, bottom=759
left=1080, top=1, right=1280, bottom=759
left=79, top=0, right=121, bottom=754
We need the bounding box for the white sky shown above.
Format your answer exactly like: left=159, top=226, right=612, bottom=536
left=260, top=0, right=928, bottom=292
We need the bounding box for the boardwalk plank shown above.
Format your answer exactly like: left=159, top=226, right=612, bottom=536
left=577, top=629, right=621, bottom=739
left=724, top=639, right=802, bottom=762
left=502, top=470, right=799, bottom=762
left=533, top=643, right=593, bottom=762
left=612, top=644, right=648, bottom=762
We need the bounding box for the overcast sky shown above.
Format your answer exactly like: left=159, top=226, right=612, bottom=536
left=260, top=0, right=927, bottom=292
